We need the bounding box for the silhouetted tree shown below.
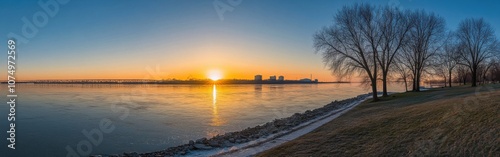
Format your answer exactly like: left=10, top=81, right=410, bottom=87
left=490, top=59, right=500, bottom=83
left=456, top=18, right=499, bottom=87
left=477, top=60, right=496, bottom=84
left=314, top=4, right=381, bottom=101
left=455, top=65, right=471, bottom=85
left=393, top=58, right=412, bottom=91
left=400, top=10, right=446, bottom=91
left=377, top=6, right=413, bottom=96
left=439, top=33, right=460, bottom=87
left=431, top=58, right=448, bottom=87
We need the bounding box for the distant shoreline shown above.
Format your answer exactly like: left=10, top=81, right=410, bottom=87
left=0, top=80, right=351, bottom=85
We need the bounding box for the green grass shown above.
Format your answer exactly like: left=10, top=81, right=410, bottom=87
left=257, top=84, right=500, bottom=156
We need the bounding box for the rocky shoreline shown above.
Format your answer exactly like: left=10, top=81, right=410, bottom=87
left=92, top=93, right=371, bottom=157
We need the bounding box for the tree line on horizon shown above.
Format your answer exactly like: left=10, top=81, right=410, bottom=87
left=313, top=3, right=500, bottom=101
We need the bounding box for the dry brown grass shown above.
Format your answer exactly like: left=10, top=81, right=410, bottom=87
left=257, top=84, right=500, bottom=157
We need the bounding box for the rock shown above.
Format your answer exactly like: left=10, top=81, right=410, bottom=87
left=195, top=138, right=207, bottom=144
left=179, top=151, right=187, bottom=155
left=242, top=138, right=249, bottom=142
left=189, top=140, right=194, bottom=145
left=165, top=152, right=174, bottom=156
left=228, top=138, right=235, bottom=143
left=222, top=140, right=233, bottom=147
left=193, top=144, right=212, bottom=150
left=272, top=129, right=278, bottom=133
left=235, top=139, right=242, bottom=143
left=252, top=134, right=260, bottom=139
left=123, top=152, right=139, bottom=157
left=208, top=140, right=220, bottom=147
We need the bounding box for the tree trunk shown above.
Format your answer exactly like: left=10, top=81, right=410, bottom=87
left=371, top=78, right=378, bottom=101
left=444, top=77, right=447, bottom=87
left=382, top=72, right=388, bottom=97
left=472, top=69, right=477, bottom=87
left=414, top=78, right=418, bottom=91
left=404, top=79, right=408, bottom=92
left=416, top=72, right=421, bottom=91
left=412, top=71, right=417, bottom=91
left=372, top=50, right=378, bottom=101
left=448, top=70, right=452, bottom=87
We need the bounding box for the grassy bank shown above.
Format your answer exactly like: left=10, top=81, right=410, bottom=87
left=257, top=84, right=500, bottom=156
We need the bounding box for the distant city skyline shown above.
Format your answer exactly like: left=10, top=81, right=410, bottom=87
left=1, top=0, right=499, bottom=81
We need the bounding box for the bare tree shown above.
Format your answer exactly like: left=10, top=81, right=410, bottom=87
left=377, top=7, right=413, bottom=96
left=399, top=10, right=446, bottom=91
left=439, top=33, right=460, bottom=87
left=456, top=18, right=499, bottom=87
left=455, top=65, right=470, bottom=85
left=478, top=61, right=495, bottom=84
left=393, top=58, right=412, bottom=91
left=490, top=59, right=500, bottom=83
left=314, top=4, right=381, bottom=101
left=431, top=58, right=448, bottom=87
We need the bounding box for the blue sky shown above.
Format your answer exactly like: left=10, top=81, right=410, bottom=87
left=1, top=0, right=499, bottom=81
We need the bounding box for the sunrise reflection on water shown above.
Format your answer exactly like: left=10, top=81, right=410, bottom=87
left=211, top=84, right=225, bottom=127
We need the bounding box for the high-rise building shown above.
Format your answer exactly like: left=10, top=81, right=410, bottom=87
left=269, top=75, right=276, bottom=81
left=278, top=76, right=284, bottom=81
left=255, top=75, right=262, bottom=81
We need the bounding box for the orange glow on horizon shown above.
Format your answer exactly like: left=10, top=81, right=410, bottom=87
left=12, top=69, right=342, bottom=82
left=207, top=69, right=223, bottom=81
left=10, top=62, right=342, bottom=82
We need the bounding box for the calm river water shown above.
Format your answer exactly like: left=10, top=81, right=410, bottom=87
left=0, top=83, right=404, bottom=156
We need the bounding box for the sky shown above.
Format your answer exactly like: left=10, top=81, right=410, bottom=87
left=1, top=0, right=499, bottom=81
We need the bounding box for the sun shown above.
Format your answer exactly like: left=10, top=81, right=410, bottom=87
left=207, top=69, right=222, bottom=81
